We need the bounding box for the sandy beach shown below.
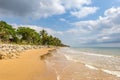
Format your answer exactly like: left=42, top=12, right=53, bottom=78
left=0, top=47, right=120, bottom=80
left=0, top=48, right=57, bottom=80
left=0, top=0, right=120, bottom=80
left=45, top=48, right=120, bottom=80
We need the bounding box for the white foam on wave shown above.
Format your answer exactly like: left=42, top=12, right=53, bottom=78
left=64, top=54, right=78, bottom=62
left=60, top=47, right=113, bottom=58
left=64, top=55, right=72, bottom=61
left=85, top=64, right=98, bottom=70
left=47, top=48, right=120, bottom=79
left=102, top=69, right=120, bottom=77
left=85, top=64, right=120, bottom=78
left=59, top=47, right=79, bottom=54
left=82, top=52, right=113, bottom=58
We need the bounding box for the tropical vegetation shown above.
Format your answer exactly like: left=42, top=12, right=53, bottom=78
left=0, top=20, right=64, bottom=46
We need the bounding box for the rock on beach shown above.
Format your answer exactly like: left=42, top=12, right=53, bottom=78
left=0, top=44, right=44, bottom=59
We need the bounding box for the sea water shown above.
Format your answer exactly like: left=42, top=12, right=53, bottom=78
left=45, top=47, right=120, bottom=80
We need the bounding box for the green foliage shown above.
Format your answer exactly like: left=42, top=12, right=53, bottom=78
left=39, top=30, right=63, bottom=46
left=0, top=21, right=16, bottom=42
left=0, top=20, right=64, bottom=46
left=39, top=29, right=48, bottom=45
left=17, top=27, right=41, bottom=45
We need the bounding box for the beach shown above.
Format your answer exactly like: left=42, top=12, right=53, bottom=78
left=0, top=48, right=57, bottom=80
left=45, top=47, right=120, bottom=80
left=0, top=46, right=120, bottom=80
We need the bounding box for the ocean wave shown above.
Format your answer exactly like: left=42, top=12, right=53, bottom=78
left=82, top=52, right=113, bottom=58
left=102, top=69, right=120, bottom=77
left=85, top=64, right=120, bottom=78
left=46, top=48, right=120, bottom=79
left=60, top=47, right=114, bottom=58
left=64, top=53, right=120, bottom=78
left=64, top=54, right=78, bottom=62
left=85, top=64, right=98, bottom=70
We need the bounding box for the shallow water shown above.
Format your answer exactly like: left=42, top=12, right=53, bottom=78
left=45, top=47, right=120, bottom=80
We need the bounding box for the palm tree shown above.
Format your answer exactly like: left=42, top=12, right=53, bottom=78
left=39, top=29, right=49, bottom=45
left=0, top=21, right=64, bottom=46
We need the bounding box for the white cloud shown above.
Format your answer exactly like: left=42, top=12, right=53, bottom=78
left=97, top=36, right=111, bottom=42
left=66, top=7, right=120, bottom=46
left=66, top=26, right=91, bottom=34
left=73, top=20, right=98, bottom=31
left=9, top=7, right=120, bottom=46
left=71, top=7, right=98, bottom=18
left=1, top=1, right=120, bottom=46
left=37, top=0, right=65, bottom=18
left=61, top=0, right=98, bottom=18
left=101, top=26, right=120, bottom=36
left=104, top=7, right=120, bottom=17
left=59, top=18, right=66, bottom=22
left=60, top=0, right=91, bottom=9
left=12, top=24, right=63, bottom=36
left=0, top=0, right=97, bottom=18
left=0, top=0, right=65, bottom=18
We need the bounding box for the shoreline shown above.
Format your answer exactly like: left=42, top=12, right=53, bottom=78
left=0, top=46, right=119, bottom=80
left=0, top=47, right=57, bottom=80
left=45, top=48, right=120, bottom=80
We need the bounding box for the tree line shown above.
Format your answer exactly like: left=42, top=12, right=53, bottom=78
left=0, top=21, right=65, bottom=46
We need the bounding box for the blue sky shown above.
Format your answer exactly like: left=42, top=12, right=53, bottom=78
left=0, top=0, right=120, bottom=47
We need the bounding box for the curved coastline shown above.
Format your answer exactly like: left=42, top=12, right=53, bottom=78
left=0, top=45, right=57, bottom=80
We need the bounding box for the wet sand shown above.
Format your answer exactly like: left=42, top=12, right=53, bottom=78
left=0, top=47, right=120, bottom=80
left=0, top=48, right=57, bottom=80
left=59, top=62, right=120, bottom=80
left=45, top=50, right=120, bottom=80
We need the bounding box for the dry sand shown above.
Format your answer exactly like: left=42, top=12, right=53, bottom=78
left=0, top=48, right=119, bottom=80
left=0, top=48, right=57, bottom=80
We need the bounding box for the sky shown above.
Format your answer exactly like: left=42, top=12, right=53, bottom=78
left=0, top=0, right=120, bottom=47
